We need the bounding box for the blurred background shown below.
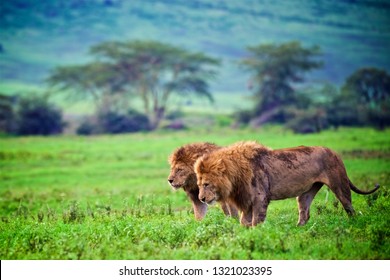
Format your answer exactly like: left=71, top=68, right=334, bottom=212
left=1, top=0, right=389, bottom=135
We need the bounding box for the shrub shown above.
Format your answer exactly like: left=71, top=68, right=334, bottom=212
left=76, top=118, right=99, bottom=135
left=99, top=109, right=150, bottom=134
left=325, top=96, right=362, bottom=128
left=233, top=109, right=254, bottom=125
left=13, top=96, right=65, bottom=136
left=364, top=102, right=390, bottom=130
left=76, top=109, right=150, bottom=135
left=286, top=107, right=328, bottom=134
left=165, top=110, right=185, bottom=120
left=163, top=119, right=187, bottom=130
left=0, top=94, right=14, bottom=133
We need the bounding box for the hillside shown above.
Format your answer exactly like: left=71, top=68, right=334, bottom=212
left=1, top=0, right=390, bottom=95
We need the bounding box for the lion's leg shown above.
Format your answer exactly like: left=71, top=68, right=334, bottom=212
left=240, top=211, right=253, bottom=227
left=192, top=200, right=208, bottom=220
left=296, top=183, right=323, bottom=226
left=220, top=202, right=230, bottom=216
left=220, top=202, right=238, bottom=218
left=187, top=190, right=208, bottom=220
left=228, top=204, right=239, bottom=218
left=327, top=176, right=355, bottom=216
left=252, top=195, right=269, bottom=226
left=331, top=189, right=355, bottom=216
left=221, top=202, right=239, bottom=218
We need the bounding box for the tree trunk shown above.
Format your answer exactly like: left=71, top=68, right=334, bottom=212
left=249, top=107, right=281, bottom=127
left=149, top=106, right=165, bottom=130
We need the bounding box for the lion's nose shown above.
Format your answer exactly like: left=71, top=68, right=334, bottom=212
left=168, top=179, right=173, bottom=184
left=199, top=196, right=206, bottom=203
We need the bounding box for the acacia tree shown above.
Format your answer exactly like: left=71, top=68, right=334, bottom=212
left=240, top=41, right=323, bottom=125
left=342, top=67, right=390, bottom=129
left=48, top=40, right=220, bottom=129
left=47, top=62, right=126, bottom=114
left=91, top=41, right=220, bottom=128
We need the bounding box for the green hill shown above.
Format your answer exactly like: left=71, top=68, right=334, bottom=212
left=1, top=0, right=390, bottom=95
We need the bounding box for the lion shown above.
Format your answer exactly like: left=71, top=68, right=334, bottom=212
left=168, top=142, right=238, bottom=220
left=194, top=141, right=380, bottom=227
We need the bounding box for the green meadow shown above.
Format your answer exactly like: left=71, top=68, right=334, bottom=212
left=0, top=126, right=389, bottom=259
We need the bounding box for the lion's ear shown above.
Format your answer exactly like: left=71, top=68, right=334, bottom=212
left=174, top=147, right=186, bottom=161
left=216, top=158, right=226, bottom=173
left=194, top=158, right=204, bottom=173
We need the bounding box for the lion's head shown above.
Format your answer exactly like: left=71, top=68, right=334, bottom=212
left=195, top=155, right=233, bottom=204
left=168, top=143, right=219, bottom=191
left=167, top=161, right=196, bottom=190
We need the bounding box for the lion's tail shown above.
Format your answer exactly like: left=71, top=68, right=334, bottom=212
left=349, top=180, right=380, bottom=195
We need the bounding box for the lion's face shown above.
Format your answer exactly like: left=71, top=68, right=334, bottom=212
left=197, top=173, right=221, bottom=205
left=168, top=163, right=195, bottom=190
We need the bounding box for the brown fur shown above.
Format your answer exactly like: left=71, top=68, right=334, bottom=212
left=194, top=141, right=379, bottom=226
left=168, top=142, right=238, bottom=220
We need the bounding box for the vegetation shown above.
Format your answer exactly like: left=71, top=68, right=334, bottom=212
left=0, top=95, right=65, bottom=136
left=341, top=68, right=390, bottom=130
left=236, top=42, right=390, bottom=132
left=2, top=40, right=388, bottom=134
left=47, top=40, right=220, bottom=130
left=77, top=109, right=150, bottom=135
left=239, top=41, right=323, bottom=126
left=1, top=127, right=389, bottom=259
left=0, top=94, right=13, bottom=133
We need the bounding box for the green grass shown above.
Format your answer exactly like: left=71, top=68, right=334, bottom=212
left=0, top=126, right=389, bottom=259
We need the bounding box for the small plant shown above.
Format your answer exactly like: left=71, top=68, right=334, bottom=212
left=62, top=201, right=85, bottom=223
left=37, top=211, right=44, bottom=223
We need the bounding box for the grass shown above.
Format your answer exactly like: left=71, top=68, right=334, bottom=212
left=0, top=126, right=389, bottom=259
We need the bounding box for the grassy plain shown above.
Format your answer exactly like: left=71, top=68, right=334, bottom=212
left=0, top=126, right=389, bottom=259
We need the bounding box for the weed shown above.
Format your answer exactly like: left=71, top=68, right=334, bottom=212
left=62, top=201, right=85, bottom=223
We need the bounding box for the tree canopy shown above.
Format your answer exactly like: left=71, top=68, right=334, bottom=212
left=240, top=41, right=323, bottom=124
left=342, top=67, right=390, bottom=129
left=47, top=40, right=220, bottom=129
left=343, top=68, right=390, bottom=107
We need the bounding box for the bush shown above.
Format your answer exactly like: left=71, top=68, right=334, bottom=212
left=286, top=107, right=328, bottom=134
left=162, top=119, right=187, bottom=130
left=76, top=118, right=99, bottom=135
left=233, top=109, right=254, bottom=125
left=0, top=94, right=14, bottom=133
left=165, top=110, right=185, bottom=120
left=325, top=96, right=362, bottom=128
left=364, top=102, right=390, bottom=130
left=12, top=96, right=65, bottom=136
left=77, top=109, right=150, bottom=135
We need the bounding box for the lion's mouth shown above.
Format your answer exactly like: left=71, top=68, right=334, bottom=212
left=206, top=199, right=217, bottom=205
left=205, top=198, right=217, bottom=205
left=200, top=193, right=219, bottom=205
left=170, top=182, right=183, bottom=190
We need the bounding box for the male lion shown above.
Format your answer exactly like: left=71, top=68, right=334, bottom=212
left=194, top=141, right=379, bottom=227
left=168, top=142, right=238, bottom=220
